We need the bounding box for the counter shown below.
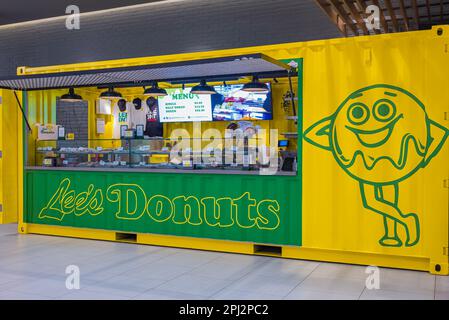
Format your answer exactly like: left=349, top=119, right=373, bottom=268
left=24, top=166, right=302, bottom=246
left=26, top=166, right=297, bottom=176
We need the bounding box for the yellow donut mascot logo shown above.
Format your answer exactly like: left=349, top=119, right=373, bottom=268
left=304, top=84, right=449, bottom=247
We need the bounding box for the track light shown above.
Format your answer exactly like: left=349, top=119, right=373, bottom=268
left=190, top=79, right=217, bottom=95
left=100, top=87, right=122, bottom=99
left=60, top=88, right=83, bottom=101
left=143, top=81, right=167, bottom=97
left=242, top=76, right=269, bottom=93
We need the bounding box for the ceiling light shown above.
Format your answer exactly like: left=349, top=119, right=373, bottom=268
left=190, top=79, right=217, bottom=95
left=60, top=88, right=83, bottom=101
left=143, top=81, right=168, bottom=97
left=100, top=87, right=122, bottom=99
left=242, top=76, right=269, bottom=93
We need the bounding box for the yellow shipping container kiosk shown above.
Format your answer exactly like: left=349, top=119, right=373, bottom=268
left=0, top=26, right=448, bottom=275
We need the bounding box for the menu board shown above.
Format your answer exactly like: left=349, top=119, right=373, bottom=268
left=158, top=88, right=213, bottom=123
left=212, top=83, right=272, bottom=121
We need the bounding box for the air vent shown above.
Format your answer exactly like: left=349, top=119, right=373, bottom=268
left=115, top=232, right=137, bottom=242
left=254, top=244, right=282, bottom=256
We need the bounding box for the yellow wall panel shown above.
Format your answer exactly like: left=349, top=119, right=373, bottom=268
left=301, top=27, right=449, bottom=271
left=0, top=89, right=22, bottom=223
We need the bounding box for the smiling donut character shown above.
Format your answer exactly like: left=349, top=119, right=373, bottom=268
left=304, top=84, right=449, bottom=247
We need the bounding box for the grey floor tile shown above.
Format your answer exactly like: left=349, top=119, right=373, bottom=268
left=211, top=288, right=284, bottom=300
left=296, top=274, right=366, bottom=296
left=360, top=288, right=434, bottom=300
left=0, top=224, right=442, bottom=300
left=0, top=290, right=53, bottom=300
left=251, top=258, right=319, bottom=277
left=285, top=288, right=359, bottom=300
left=58, top=288, right=130, bottom=300
left=308, top=262, right=368, bottom=280
left=0, top=274, right=30, bottom=286
left=435, top=292, right=449, bottom=300
left=375, top=268, right=435, bottom=294
left=154, top=250, right=223, bottom=268
left=214, top=253, right=272, bottom=267
left=435, top=275, right=449, bottom=291
left=156, top=274, right=233, bottom=297
left=187, top=260, right=259, bottom=281
left=225, top=273, right=307, bottom=296
left=8, top=277, right=73, bottom=298
left=132, top=289, right=207, bottom=300
left=435, top=275, right=449, bottom=300
left=80, top=275, right=166, bottom=298
left=125, top=261, right=193, bottom=281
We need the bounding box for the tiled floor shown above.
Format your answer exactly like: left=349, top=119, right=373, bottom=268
left=0, top=224, right=447, bottom=300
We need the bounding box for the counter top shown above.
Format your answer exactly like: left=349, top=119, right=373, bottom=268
left=25, top=166, right=297, bottom=177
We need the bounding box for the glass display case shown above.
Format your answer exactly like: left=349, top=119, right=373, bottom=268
left=33, top=137, right=288, bottom=172
left=35, top=139, right=132, bottom=169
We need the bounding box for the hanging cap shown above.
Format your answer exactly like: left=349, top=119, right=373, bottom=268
left=133, top=98, right=142, bottom=110
left=146, top=97, right=158, bottom=108
left=117, top=99, right=127, bottom=112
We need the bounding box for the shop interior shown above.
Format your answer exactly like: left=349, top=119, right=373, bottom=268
left=21, top=55, right=300, bottom=175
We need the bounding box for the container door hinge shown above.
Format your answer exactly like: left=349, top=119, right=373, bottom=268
left=364, top=48, right=372, bottom=65
left=444, top=247, right=449, bottom=256
left=444, top=179, right=449, bottom=188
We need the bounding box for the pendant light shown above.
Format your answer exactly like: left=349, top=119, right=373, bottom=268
left=242, top=76, right=269, bottom=93
left=100, top=87, right=122, bottom=99
left=143, top=81, right=168, bottom=97
left=60, top=88, right=83, bottom=102
left=190, top=79, right=217, bottom=95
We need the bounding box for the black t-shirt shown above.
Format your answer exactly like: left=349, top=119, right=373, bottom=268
left=144, top=104, right=163, bottom=137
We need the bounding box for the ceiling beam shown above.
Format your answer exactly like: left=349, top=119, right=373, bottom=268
left=398, top=0, right=409, bottom=31
left=328, top=0, right=359, bottom=35
left=343, top=0, right=369, bottom=35
left=384, top=0, right=399, bottom=32
left=371, top=0, right=389, bottom=33
left=354, top=0, right=381, bottom=34
left=313, top=0, right=449, bottom=37
left=314, top=0, right=347, bottom=35
left=411, top=0, right=419, bottom=27
left=426, top=0, right=432, bottom=23
left=441, top=0, right=444, bottom=23
left=388, top=2, right=449, bottom=11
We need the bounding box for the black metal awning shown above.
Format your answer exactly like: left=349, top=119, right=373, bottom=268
left=0, top=54, right=295, bottom=91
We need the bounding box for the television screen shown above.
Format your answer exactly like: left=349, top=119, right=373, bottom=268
left=158, top=88, right=213, bottom=123
left=211, top=83, right=273, bottom=121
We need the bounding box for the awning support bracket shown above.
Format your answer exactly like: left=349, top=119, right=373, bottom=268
left=13, top=91, right=32, bottom=133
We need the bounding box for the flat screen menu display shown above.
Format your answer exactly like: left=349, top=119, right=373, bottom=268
left=158, top=88, right=213, bottom=123
left=158, top=83, right=273, bottom=123
left=212, top=83, right=273, bottom=121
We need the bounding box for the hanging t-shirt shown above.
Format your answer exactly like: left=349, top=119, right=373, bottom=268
left=139, top=97, right=162, bottom=137
left=145, top=105, right=163, bottom=137
left=112, top=102, right=131, bottom=139
left=129, top=103, right=148, bottom=129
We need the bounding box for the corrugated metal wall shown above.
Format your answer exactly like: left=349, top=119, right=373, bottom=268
left=0, top=89, right=22, bottom=223
left=25, top=170, right=302, bottom=245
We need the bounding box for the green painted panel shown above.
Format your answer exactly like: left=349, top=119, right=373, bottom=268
left=25, top=170, right=301, bottom=246
left=24, top=58, right=303, bottom=246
